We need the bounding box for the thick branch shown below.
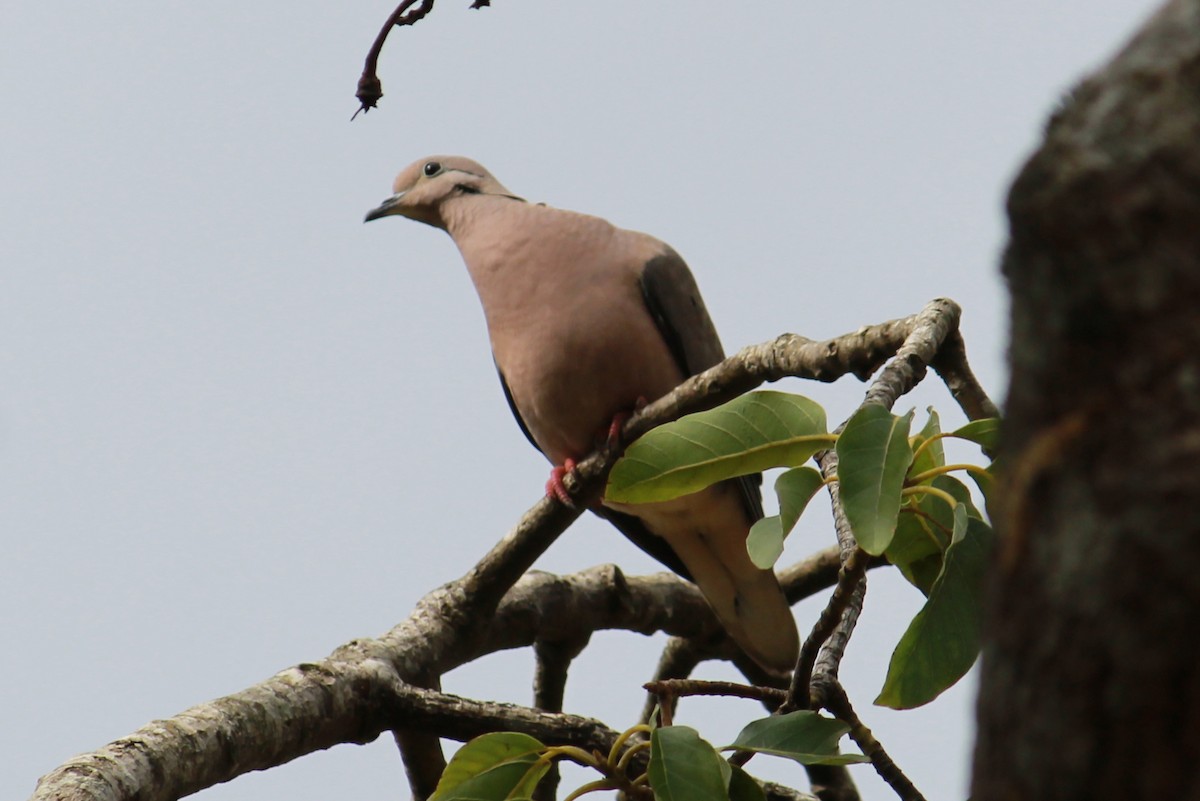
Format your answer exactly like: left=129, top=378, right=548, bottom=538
left=561, top=299, right=962, bottom=504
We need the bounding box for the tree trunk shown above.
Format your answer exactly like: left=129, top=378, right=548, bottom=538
left=973, top=1, right=1200, bottom=798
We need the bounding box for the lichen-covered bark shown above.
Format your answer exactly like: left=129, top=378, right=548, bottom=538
left=974, top=1, right=1200, bottom=798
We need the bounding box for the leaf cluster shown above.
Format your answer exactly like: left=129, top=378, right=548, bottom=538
left=431, top=712, right=867, bottom=801
left=440, top=391, right=997, bottom=797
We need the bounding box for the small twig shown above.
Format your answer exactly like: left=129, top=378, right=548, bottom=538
left=643, top=679, right=787, bottom=705
left=354, top=0, right=437, bottom=117
left=905, top=462, right=992, bottom=485
left=642, top=680, right=785, bottom=771
left=639, top=637, right=702, bottom=726
left=780, top=302, right=965, bottom=801
left=784, top=548, right=868, bottom=711
left=818, top=680, right=927, bottom=801
left=637, top=545, right=876, bottom=718
left=657, top=689, right=674, bottom=727
left=809, top=448, right=866, bottom=686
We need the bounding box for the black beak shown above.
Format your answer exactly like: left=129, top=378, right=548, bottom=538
left=364, top=193, right=406, bottom=222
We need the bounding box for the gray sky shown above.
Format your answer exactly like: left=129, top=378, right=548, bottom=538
left=3, top=3, right=1160, bottom=800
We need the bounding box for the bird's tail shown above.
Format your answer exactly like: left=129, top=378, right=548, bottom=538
left=670, top=526, right=800, bottom=673
left=623, top=486, right=800, bottom=673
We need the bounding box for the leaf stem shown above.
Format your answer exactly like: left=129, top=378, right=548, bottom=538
left=615, top=740, right=652, bottom=774
left=906, top=463, right=991, bottom=486
left=607, top=724, right=652, bottom=772
left=543, top=745, right=604, bottom=770
left=899, top=505, right=952, bottom=548
left=561, top=779, right=620, bottom=801
left=909, top=431, right=950, bottom=465
left=900, top=484, right=958, bottom=509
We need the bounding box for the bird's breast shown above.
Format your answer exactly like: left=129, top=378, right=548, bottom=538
left=454, top=207, right=684, bottom=464
left=489, top=282, right=683, bottom=466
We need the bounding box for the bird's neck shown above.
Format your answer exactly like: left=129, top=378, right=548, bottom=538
left=441, top=193, right=526, bottom=240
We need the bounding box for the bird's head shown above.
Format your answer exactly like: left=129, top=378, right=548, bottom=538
left=364, top=156, right=519, bottom=229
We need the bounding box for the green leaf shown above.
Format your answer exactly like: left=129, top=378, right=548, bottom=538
left=875, top=515, right=996, bottom=709
left=607, top=391, right=830, bottom=504
left=909, top=407, right=945, bottom=476
left=649, top=726, right=730, bottom=801
left=950, top=418, right=1000, bottom=453
left=777, top=466, right=825, bottom=535
left=431, top=733, right=547, bottom=801
left=966, top=461, right=998, bottom=520
left=930, top=474, right=982, bottom=520
left=886, top=512, right=944, bottom=596
left=747, top=516, right=785, bottom=570
left=746, top=467, right=825, bottom=569
left=888, top=473, right=981, bottom=594
left=951, top=501, right=968, bottom=541
left=836, top=405, right=914, bottom=554
left=723, top=711, right=868, bottom=766
left=727, top=765, right=767, bottom=801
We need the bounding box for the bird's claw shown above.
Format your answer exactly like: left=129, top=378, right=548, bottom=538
left=602, top=396, right=648, bottom=451
left=545, top=458, right=578, bottom=508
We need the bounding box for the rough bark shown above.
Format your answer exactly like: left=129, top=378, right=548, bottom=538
left=973, top=1, right=1200, bottom=798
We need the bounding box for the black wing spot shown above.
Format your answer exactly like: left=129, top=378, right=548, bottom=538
left=640, top=254, right=693, bottom=377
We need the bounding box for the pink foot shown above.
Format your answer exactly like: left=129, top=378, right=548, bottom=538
left=545, top=458, right=578, bottom=507
left=602, top=396, right=649, bottom=450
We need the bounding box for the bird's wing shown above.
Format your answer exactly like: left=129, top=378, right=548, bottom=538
left=639, top=249, right=765, bottom=521
left=497, top=364, right=539, bottom=451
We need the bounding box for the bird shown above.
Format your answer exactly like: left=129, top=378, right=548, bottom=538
left=365, top=156, right=799, bottom=672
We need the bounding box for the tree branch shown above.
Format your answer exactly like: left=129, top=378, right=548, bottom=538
left=808, top=298, right=967, bottom=686
left=776, top=300, right=964, bottom=800
left=531, top=637, right=587, bottom=801
left=818, top=680, right=926, bottom=801
left=639, top=637, right=703, bottom=726
left=785, top=548, right=869, bottom=711
left=30, top=300, right=977, bottom=801
left=929, top=328, right=1000, bottom=421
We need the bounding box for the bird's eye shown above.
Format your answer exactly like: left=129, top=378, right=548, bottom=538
left=423, top=161, right=442, bottom=177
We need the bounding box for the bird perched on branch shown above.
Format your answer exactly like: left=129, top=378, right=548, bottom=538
left=365, top=156, right=799, bottom=672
